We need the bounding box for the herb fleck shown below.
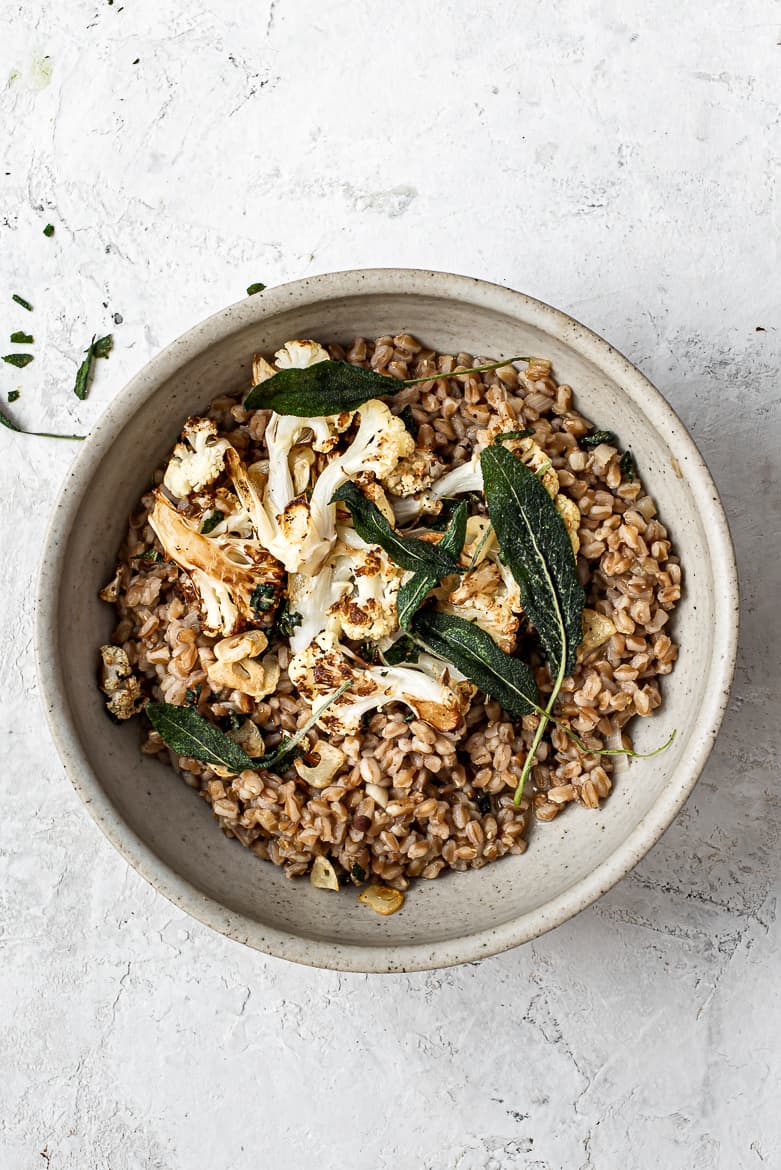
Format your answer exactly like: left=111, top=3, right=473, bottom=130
left=250, top=581, right=277, bottom=616
left=620, top=449, right=636, bottom=482
left=185, top=684, right=202, bottom=706
left=132, top=548, right=163, bottom=562
left=12, top=294, right=32, bottom=311
left=74, top=333, right=113, bottom=400
left=3, top=353, right=33, bottom=368
left=200, top=509, right=225, bottom=535
left=351, top=863, right=367, bottom=882
left=43, top=223, right=55, bottom=237
left=246, top=282, right=267, bottom=296
left=581, top=429, right=615, bottom=449
left=276, top=602, right=302, bottom=638
left=10, top=331, right=33, bottom=344
left=7, top=390, right=20, bottom=403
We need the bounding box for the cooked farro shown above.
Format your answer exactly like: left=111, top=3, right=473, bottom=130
left=100, top=334, right=680, bottom=897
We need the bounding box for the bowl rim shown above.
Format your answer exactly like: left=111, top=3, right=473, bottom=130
left=35, top=267, right=739, bottom=973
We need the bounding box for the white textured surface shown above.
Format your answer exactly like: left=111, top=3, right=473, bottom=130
left=1, top=1, right=778, bottom=1166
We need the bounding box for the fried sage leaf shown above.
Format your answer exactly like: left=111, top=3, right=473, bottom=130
left=331, top=482, right=462, bottom=577
left=245, top=360, right=399, bottom=415
left=146, top=702, right=256, bottom=772
left=481, top=444, right=584, bottom=677
left=481, top=443, right=585, bottom=801
left=397, top=501, right=467, bottom=629
left=244, top=356, right=532, bottom=416
left=410, top=608, right=538, bottom=718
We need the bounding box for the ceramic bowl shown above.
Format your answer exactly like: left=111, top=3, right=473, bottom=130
left=35, top=269, right=738, bottom=972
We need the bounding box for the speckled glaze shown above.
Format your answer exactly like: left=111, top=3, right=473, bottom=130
left=34, top=269, right=738, bottom=973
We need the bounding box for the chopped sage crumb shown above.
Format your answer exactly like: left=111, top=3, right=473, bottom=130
left=2, top=354, right=33, bottom=368
left=620, top=449, right=636, bottom=482
left=43, top=223, right=55, bottom=237
left=200, top=510, right=224, bottom=535
left=12, top=294, right=32, bottom=311
left=74, top=333, right=113, bottom=399
left=10, top=331, right=33, bottom=344
left=246, top=282, right=266, bottom=296
left=8, top=390, right=20, bottom=403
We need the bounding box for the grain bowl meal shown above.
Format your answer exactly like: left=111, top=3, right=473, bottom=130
left=98, top=334, right=680, bottom=914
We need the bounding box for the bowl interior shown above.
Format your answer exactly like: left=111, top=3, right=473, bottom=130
left=41, top=277, right=730, bottom=970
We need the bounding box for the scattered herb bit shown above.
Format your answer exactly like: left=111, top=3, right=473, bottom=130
left=476, top=792, right=491, bottom=814
left=411, top=608, right=539, bottom=719
left=245, top=360, right=401, bottom=415
left=403, top=712, right=415, bottom=722
left=382, top=633, right=420, bottom=666
left=620, top=449, right=636, bottom=482
left=351, top=863, right=367, bottom=882
left=581, top=428, right=615, bottom=449
left=218, top=711, right=244, bottom=732
left=480, top=444, right=585, bottom=802
left=132, top=57, right=140, bottom=64
left=250, top=581, right=277, bottom=617
left=246, top=282, right=266, bottom=296
left=358, top=641, right=381, bottom=665
left=12, top=294, right=32, bottom=311
left=399, top=404, right=419, bottom=439
left=184, top=684, right=202, bottom=706
left=132, top=548, right=163, bottom=562
left=200, top=509, right=225, bottom=534
left=43, top=223, right=55, bottom=237
left=396, top=501, right=467, bottom=629
left=332, top=482, right=463, bottom=578
left=10, top=331, right=33, bottom=344
left=74, top=333, right=113, bottom=399
left=7, top=390, right=20, bottom=403
left=493, top=429, right=534, bottom=443
left=256, top=681, right=353, bottom=773
left=145, top=702, right=257, bottom=772
left=3, top=353, right=33, bottom=368
left=0, top=407, right=84, bottom=441
left=245, top=356, right=533, bottom=416
left=276, top=601, right=302, bottom=638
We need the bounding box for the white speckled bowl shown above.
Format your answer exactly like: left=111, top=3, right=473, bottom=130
left=35, top=269, right=738, bottom=972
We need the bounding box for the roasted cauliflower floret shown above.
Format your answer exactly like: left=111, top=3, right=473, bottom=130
left=273, top=339, right=331, bottom=369
left=382, top=447, right=446, bottom=498
left=288, top=631, right=471, bottom=733
left=99, top=644, right=145, bottom=720
left=148, top=492, right=284, bottom=636
left=162, top=417, right=231, bottom=500
left=326, top=527, right=404, bottom=641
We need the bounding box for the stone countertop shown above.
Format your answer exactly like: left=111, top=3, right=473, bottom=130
left=1, top=2, right=778, bottom=1167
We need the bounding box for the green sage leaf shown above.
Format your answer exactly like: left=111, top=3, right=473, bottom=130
left=397, top=501, right=467, bottom=629
left=74, top=333, right=113, bottom=400
left=331, top=482, right=463, bottom=577
left=146, top=702, right=256, bottom=772
left=12, top=294, right=32, bottom=311
left=10, top=331, right=33, bottom=344
left=481, top=444, right=584, bottom=678
left=245, top=360, right=399, bottom=415
left=245, top=356, right=534, bottom=417
left=3, top=353, right=33, bottom=368
left=411, top=608, right=539, bottom=718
